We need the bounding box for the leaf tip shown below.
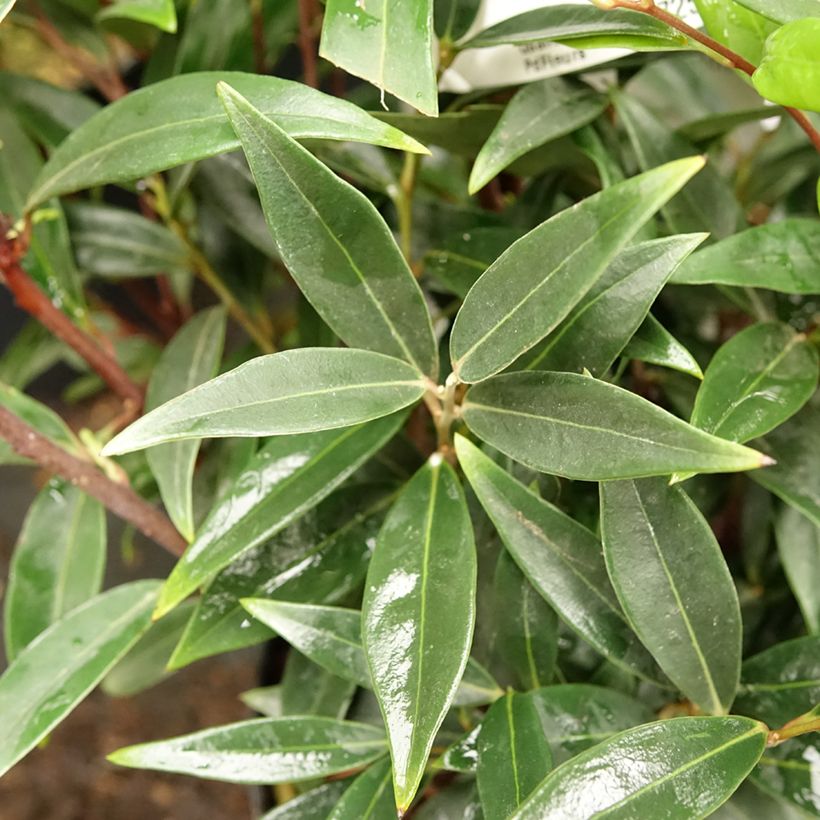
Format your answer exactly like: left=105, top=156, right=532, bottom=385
left=759, top=454, right=777, bottom=467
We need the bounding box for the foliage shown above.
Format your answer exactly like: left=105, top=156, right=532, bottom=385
left=0, top=0, right=819, bottom=817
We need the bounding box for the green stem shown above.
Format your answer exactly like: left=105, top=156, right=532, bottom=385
left=768, top=710, right=820, bottom=746
left=397, top=152, right=421, bottom=263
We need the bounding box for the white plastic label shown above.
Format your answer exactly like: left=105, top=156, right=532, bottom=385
left=440, top=0, right=702, bottom=92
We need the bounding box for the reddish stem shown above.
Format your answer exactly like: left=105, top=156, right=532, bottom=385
left=298, top=0, right=319, bottom=88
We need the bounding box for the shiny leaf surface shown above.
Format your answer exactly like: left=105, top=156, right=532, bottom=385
left=753, top=20, right=820, bottom=112
left=261, top=782, right=348, bottom=820
left=623, top=314, right=704, bottom=379
left=328, top=757, right=393, bottom=820
left=751, top=737, right=820, bottom=816
left=363, top=457, right=476, bottom=811
left=775, top=507, right=820, bottom=634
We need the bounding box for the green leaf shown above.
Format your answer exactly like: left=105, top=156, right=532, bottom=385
left=694, top=0, right=777, bottom=64
left=103, top=349, right=424, bottom=455
left=108, top=717, right=387, bottom=784
left=155, top=413, right=405, bottom=619
left=435, top=0, right=481, bottom=42
left=518, top=234, right=707, bottom=376
left=102, top=601, right=195, bottom=698
left=494, top=551, right=558, bottom=691
left=97, top=0, right=177, bottom=33
left=280, top=651, right=358, bottom=720
left=144, top=308, right=227, bottom=542
left=613, top=91, right=741, bottom=239
left=450, top=157, right=706, bottom=382
left=529, top=684, right=654, bottom=764
left=672, top=219, right=820, bottom=294
left=1, top=0, right=16, bottom=23
left=416, top=780, right=482, bottom=820
left=0, top=580, right=160, bottom=777
left=752, top=400, right=820, bottom=527
left=455, top=436, right=661, bottom=683
left=753, top=19, right=820, bottom=111
left=218, top=83, right=437, bottom=376
left=477, top=693, right=552, bottom=820
left=736, top=0, right=820, bottom=23
left=261, top=783, right=348, bottom=820
left=512, top=716, right=767, bottom=819
left=363, top=457, right=476, bottom=811
left=4, top=481, right=106, bottom=661
left=690, top=322, right=818, bottom=443
left=169, top=486, right=387, bottom=668
left=469, top=78, right=605, bottom=194
left=751, top=738, right=820, bottom=816
left=600, top=478, right=742, bottom=714
left=461, top=372, right=768, bottom=480
left=622, top=314, right=704, bottom=379
left=66, top=201, right=190, bottom=279
left=734, top=636, right=820, bottom=726
left=776, top=506, right=820, bottom=634
left=328, top=758, right=393, bottom=820
left=26, top=71, right=426, bottom=208
left=319, top=0, right=438, bottom=116
left=462, top=4, right=687, bottom=51
left=438, top=726, right=481, bottom=773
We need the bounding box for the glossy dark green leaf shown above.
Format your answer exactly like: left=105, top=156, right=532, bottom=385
left=735, top=0, right=820, bottom=23
left=155, top=413, right=405, bottom=618
left=144, top=308, right=226, bottom=541
left=469, top=78, right=605, bottom=194
left=102, top=601, right=195, bottom=698
left=320, top=0, right=438, bottom=116
left=456, top=436, right=660, bottom=683
left=416, top=779, right=483, bottom=820
left=103, top=349, right=423, bottom=455
left=4, top=481, right=106, bottom=661
left=672, top=219, right=820, bottom=293
left=261, top=782, right=348, bottom=820
left=477, top=693, right=552, bottom=820
left=601, top=478, right=742, bottom=714
left=363, top=457, right=476, bottom=811
left=614, top=91, right=741, bottom=239
left=752, top=401, right=820, bottom=527
left=450, top=157, right=705, bottom=382
left=518, top=234, right=706, bottom=376
left=711, top=781, right=809, bottom=819
left=623, top=314, right=704, bottom=379
left=97, top=0, right=177, bottom=32
left=66, top=201, right=189, bottom=279
left=435, top=0, right=481, bottom=41
left=438, top=725, right=481, bottom=773
left=691, top=322, right=818, bottom=444
left=751, top=738, right=820, bottom=817
left=512, top=716, right=767, bottom=819
left=753, top=20, right=820, bottom=111
left=169, top=486, right=388, bottom=667
left=108, top=717, right=387, bottom=784
left=735, top=636, right=820, bottom=726
left=530, top=684, right=654, bottom=764
left=280, top=651, right=358, bottom=720
left=328, top=757, right=393, bottom=820
left=218, top=83, right=437, bottom=376
left=776, top=507, right=820, bottom=634
left=26, top=72, right=426, bottom=208
left=494, top=551, right=558, bottom=691
left=462, top=372, right=768, bottom=480
left=463, top=4, right=687, bottom=50
left=0, top=580, right=160, bottom=777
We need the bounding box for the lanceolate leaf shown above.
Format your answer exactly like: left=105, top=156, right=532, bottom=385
left=512, top=717, right=767, bottom=819
left=469, top=79, right=606, bottom=194
left=103, top=349, right=424, bottom=455
left=775, top=507, right=820, bottom=634
left=320, top=0, right=438, bottom=116
left=529, top=685, right=654, bottom=764
left=261, top=783, right=348, bottom=820
left=26, top=72, right=426, bottom=208
left=155, top=413, right=406, bottom=618
left=462, top=372, right=768, bottom=480
left=328, top=758, right=394, bottom=820
left=450, top=157, right=706, bottom=383
left=600, top=479, right=742, bottom=714
left=363, top=457, right=476, bottom=811
left=0, top=581, right=160, bottom=778
left=218, top=83, right=437, bottom=376
left=462, top=4, right=687, bottom=51
left=4, top=481, right=106, bottom=661
left=691, top=322, right=818, bottom=443
left=671, top=219, right=820, bottom=293
left=0, top=382, right=83, bottom=456
left=146, top=307, right=227, bottom=542
left=623, top=314, right=704, bottom=379
left=280, top=652, right=357, bottom=720
left=456, top=436, right=661, bottom=683
left=108, top=717, right=388, bottom=784
left=518, top=234, right=707, bottom=376
left=96, top=0, right=177, bottom=33
left=435, top=0, right=481, bottom=42
left=477, top=693, right=552, bottom=820
left=734, top=636, right=820, bottom=726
